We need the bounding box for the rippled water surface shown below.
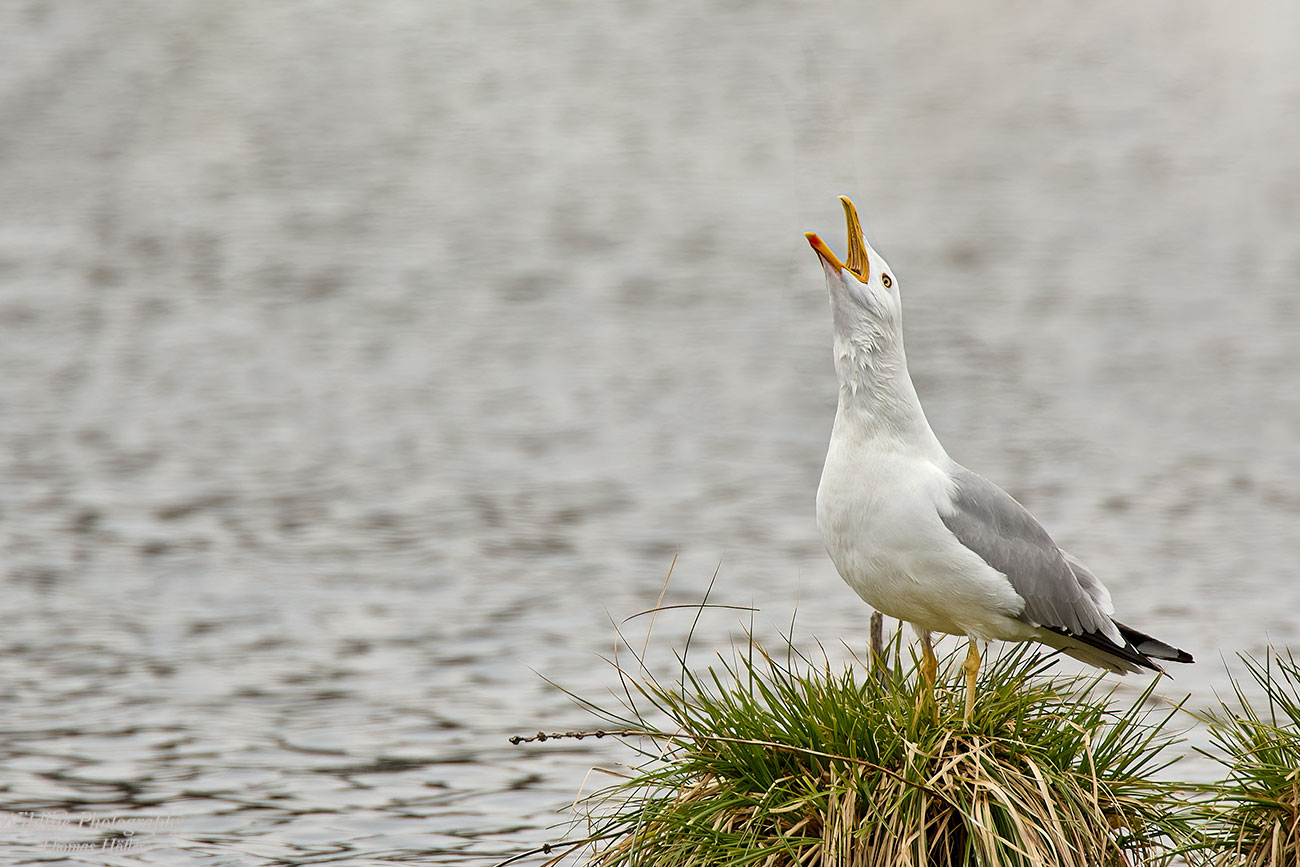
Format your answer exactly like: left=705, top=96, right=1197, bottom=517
left=2, top=1, right=1300, bottom=863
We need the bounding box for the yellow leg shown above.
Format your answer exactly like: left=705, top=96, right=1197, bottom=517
left=918, top=630, right=937, bottom=711
left=963, top=639, right=981, bottom=720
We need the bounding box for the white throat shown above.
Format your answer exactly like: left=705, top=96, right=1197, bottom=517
left=831, top=322, right=946, bottom=458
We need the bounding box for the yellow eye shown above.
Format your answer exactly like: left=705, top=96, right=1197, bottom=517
left=881, top=274, right=892, bottom=288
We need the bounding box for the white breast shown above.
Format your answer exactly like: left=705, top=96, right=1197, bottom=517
left=816, top=430, right=1029, bottom=641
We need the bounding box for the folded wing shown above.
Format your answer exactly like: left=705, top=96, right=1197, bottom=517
left=938, top=468, right=1190, bottom=673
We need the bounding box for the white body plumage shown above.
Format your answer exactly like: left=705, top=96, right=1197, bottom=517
left=816, top=405, right=1034, bottom=644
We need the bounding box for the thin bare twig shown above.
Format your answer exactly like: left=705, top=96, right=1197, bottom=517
left=507, top=727, right=953, bottom=805
left=623, top=602, right=758, bottom=623
left=870, top=610, right=887, bottom=687
left=489, top=832, right=622, bottom=867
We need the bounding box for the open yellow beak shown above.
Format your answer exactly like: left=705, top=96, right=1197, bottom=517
left=805, top=196, right=870, bottom=283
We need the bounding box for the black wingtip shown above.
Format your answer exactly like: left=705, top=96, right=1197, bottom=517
left=1150, top=646, right=1194, bottom=665
left=1044, top=620, right=1193, bottom=674
left=1115, top=620, right=1194, bottom=665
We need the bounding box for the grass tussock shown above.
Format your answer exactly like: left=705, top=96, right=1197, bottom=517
left=1196, top=649, right=1300, bottom=867
left=539, top=624, right=1190, bottom=867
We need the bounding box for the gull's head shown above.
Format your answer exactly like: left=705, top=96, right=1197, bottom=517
left=805, top=196, right=902, bottom=341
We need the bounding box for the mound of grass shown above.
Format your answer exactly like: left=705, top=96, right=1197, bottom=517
left=526, top=627, right=1191, bottom=867
left=1196, top=649, right=1300, bottom=866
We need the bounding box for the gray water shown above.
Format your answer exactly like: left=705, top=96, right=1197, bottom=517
left=2, top=1, right=1300, bottom=863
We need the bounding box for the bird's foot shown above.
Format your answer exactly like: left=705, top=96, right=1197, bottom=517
left=962, top=639, right=981, bottom=721
left=917, top=630, right=938, bottom=718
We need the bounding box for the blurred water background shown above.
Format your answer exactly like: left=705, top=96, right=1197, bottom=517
left=2, top=1, right=1299, bottom=863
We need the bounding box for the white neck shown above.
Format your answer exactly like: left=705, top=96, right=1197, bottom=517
left=831, top=328, right=947, bottom=458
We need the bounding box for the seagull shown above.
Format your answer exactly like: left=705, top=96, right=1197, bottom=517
left=805, top=196, right=1191, bottom=718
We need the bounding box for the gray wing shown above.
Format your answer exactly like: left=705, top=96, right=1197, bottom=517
left=1060, top=550, right=1114, bottom=616
left=939, top=468, right=1117, bottom=639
